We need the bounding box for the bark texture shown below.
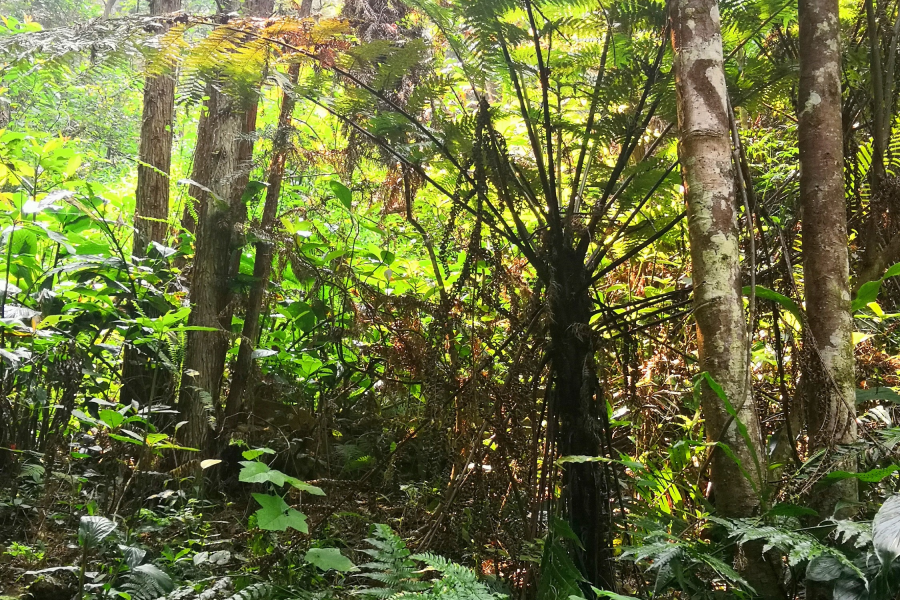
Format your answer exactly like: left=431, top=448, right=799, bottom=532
left=178, top=0, right=273, bottom=452
left=671, top=1, right=783, bottom=597
left=180, top=90, right=254, bottom=451
left=133, top=0, right=180, bottom=257
left=223, top=63, right=300, bottom=427
left=121, top=0, right=181, bottom=410
left=797, top=0, right=858, bottom=518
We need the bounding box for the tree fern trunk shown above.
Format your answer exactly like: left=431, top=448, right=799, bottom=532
left=671, top=1, right=784, bottom=597
left=548, top=249, right=616, bottom=591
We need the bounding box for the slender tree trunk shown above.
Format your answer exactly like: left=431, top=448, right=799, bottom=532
left=223, top=63, right=300, bottom=428
left=121, top=0, right=181, bottom=410
left=178, top=0, right=273, bottom=452
left=856, top=0, right=890, bottom=291
left=671, top=1, right=784, bottom=597
left=134, top=0, right=178, bottom=257
left=797, top=0, right=858, bottom=517
left=866, top=0, right=886, bottom=183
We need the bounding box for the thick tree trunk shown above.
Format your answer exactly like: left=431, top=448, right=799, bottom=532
left=179, top=90, right=255, bottom=451
left=223, top=63, right=299, bottom=428
left=180, top=101, right=214, bottom=237
left=548, top=249, right=615, bottom=591
left=671, top=1, right=784, bottom=597
left=177, top=0, right=272, bottom=452
left=797, top=0, right=858, bottom=517
left=121, top=0, right=181, bottom=410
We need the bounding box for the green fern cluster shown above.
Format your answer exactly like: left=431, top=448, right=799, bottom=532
left=355, top=524, right=506, bottom=600
left=158, top=580, right=273, bottom=600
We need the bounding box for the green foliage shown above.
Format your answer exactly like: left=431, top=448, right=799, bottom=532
left=222, top=583, right=275, bottom=600
left=251, top=493, right=309, bottom=533
left=801, top=496, right=900, bottom=600
left=537, top=517, right=586, bottom=600
left=123, top=563, right=176, bottom=600
left=238, top=459, right=325, bottom=495
left=78, top=515, right=116, bottom=549
left=4, top=541, right=45, bottom=562
left=355, top=524, right=505, bottom=600
left=304, top=548, right=356, bottom=573
left=4, top=2, right=900, bottom=600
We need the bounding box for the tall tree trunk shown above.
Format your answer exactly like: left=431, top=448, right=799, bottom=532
left=856, top=0, right=891, bottom=291
left=121, top=0, right=181, bottom=410
left=223, top=63, right=300, bottom=429
left=548, top=249, right=615, bottom=591
left=671, top=1, right=784, bottom=597
left=133, top=0, right=178, bottom=257
left=797, top=0, right=858, bottom=517
left=178, top=0, right=273, bottom=452
left=179, top=90, right=255, bottom=452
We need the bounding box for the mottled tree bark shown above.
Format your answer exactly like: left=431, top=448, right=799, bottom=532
left=797, top=0, right=858, bottom=517
left=223, top=63, right=300, bottom=428
left=671, top=1, right=784, bottom=597
left=121, top=0, right=181, bottom=409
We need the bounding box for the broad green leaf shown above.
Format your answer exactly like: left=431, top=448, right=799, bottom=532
left=144, top=433, right=168, bottom=446
left=806, top=555, right=844, bottom=582
left=239, top=460, right=279, bottom=484
left=873, top=495, right=900, bottom=566
left=284, top=476, right=325, bottom=495
left=852, top=332, right=872, bottom=346
left=130, top=563, right=174, bottom=594
left=329, top=180, right=352, bottom=210
left=242, top=447, right=276, bottom=460
left=853, top=280, right=883, bottom=312
left=825, top=465, right=900, bottom=483
left=98, top=409, right=124, bottom=429
left=118, top=545, right=146, bottom=568
left=855, top=387, right=900, bottom=404
left=252, top=493, right=308, bottom=533
left=79, top=515, right=116, bottom=548
left=108, top=433, right=143, bottom=445
left=742, top=285, right=801, bottom=322
left=305, top=548, right=356, bottom=572
left=241, top=180, right=268, bottom=204
left=765, top=503, right=818, bottom=518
